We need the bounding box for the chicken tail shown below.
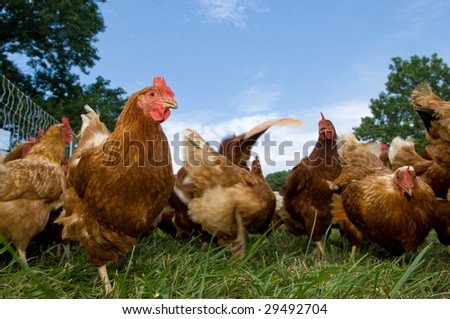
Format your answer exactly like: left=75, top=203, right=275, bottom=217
left=79, top=105, right=97, bottom=137
left=242, top=118, right=303, bottom=140
left=388, top=136, right=431, bottom=173
left=412, top=83, right=449, bottom=131
left=218, top=117, right=303, bottom=169
left=184, top=128, right=213, bottom=152
left=84, top=104, right=97, bottom=114
left=183, top=128, right=225, bottom=171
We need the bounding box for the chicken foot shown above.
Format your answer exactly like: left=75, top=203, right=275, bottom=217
left=229, top=212, right=247, bottom=261
left=98, top=265, right=113, bottom=295
left=315, top=240, right=325, bottom=256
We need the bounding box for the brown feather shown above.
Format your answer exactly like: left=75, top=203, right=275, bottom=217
left=219, top=117, right=303, bottom=169
left=183, top=128, right=275, bottom=259
left=434, top=199, right=450, bottom=254
left=412, top=83, right=450, bottom=169
left=389, top=136, right=450, bottom=198
left=0, top=122, right=70, bottom=263
left=57, top=83, right=176, bottom=268
left=283, top=114, right=341, bottom=249
left=333, top=168, right=436, bottom=255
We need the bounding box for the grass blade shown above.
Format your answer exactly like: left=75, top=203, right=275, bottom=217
left=389, top=242, right=433, bottom=297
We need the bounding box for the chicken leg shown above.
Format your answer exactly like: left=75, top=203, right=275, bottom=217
left=98, top=265, right=112, bottom=295
left=315, top=240, right=325, bottom=256
left=17, top=247, right=28, bottom=267
left=229, top=212, right=247, bottom=261
left=351, top=245, right=357, bottom=258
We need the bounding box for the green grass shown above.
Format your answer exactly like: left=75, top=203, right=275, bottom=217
left=0, top=229, right=448, bottom=299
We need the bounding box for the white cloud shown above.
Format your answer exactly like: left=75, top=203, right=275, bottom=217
left=320, top=100, right=372, bottom=133
left=232, top=85, right=282, bottom=113
left=164, top=112, right=282, bottom=172
left=164, top=99, right=372, bottom=175
left=197, top=0, right=269, bottom=28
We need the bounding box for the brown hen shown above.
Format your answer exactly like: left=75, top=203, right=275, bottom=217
left=170, top=118, right=302, bottom=240
left=389, top=136, right=450, bottom=199
left=183, top=129, right=276, bottom=261
left=283, top=113, right=341, bottom=256
left=56, top=77, right=178, bottom=294
left=331, top=166, right=436, bottom=256
left=412, top=83, right=450, bottom=170
left=0, top=119, right=73, bottom=264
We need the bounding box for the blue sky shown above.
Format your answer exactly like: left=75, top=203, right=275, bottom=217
left=78, top=0, right=450, bottom=174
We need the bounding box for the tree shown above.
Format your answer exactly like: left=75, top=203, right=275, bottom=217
left=265, top=170, right=290, bottom=192
left=43, top=76, right=127, bottom=132
left=0, top=0, right=104, bottom=94
left=0, top=0, right=127, bottom=132
left=354, top=54, right=450, bottom=152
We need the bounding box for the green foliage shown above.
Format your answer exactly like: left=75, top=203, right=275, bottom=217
left=265, top=170, right=290, bottom=191
left=0, top=0, right=127, bottom=133
left=42, top=76, right=127, bottom=132
left=354, top=54, right=450, bottom=152
left=0, top=0, right=105, bottom=93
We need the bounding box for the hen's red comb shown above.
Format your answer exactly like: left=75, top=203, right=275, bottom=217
left=153, top=76, right=174, bottom=99
left=380, top=142, right=389, bottom=151
left=37, top=128, right=44, bottom=138
left=61, top=117, right=73, bottom=132
left=320, top=112, right=326, bottom=121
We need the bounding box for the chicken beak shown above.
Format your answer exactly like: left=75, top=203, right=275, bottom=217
left=401, top=185, right=414, bottom=197
left=164, top=98, right=178, bottom=109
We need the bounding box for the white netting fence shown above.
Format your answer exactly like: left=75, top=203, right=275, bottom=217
left=0, top=74, right=72, bottom=158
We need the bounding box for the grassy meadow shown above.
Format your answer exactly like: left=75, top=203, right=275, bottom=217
left=0, top=228, right=448, bottom=299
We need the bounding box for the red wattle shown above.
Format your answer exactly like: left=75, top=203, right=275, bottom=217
left=150, top=107, right=171, bottom=123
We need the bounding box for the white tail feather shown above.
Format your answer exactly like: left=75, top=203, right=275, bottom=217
left=388, top=136, right=415, bottom=163
left=84, top=104, right=96, bottom=114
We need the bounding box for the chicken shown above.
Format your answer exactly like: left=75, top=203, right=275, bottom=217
left=3, top=128, right=44, bottom=163
left=378, top=142, right=390, bottom=167
left=183, top=129, right=276, bottom=261
left=170, top=118, right=302, bottom=240
left=329, top=133, right=391, bottom=190
left=331, top=166, right=436, bottom=257
left=283, top=112, right=341, bottom=256
left=411, top=83, right=450, bottom=170
left=218, top=118, right=303, bottom=168
left=169, top=167, right=206, bottom=240
left=0, top=119, right=73, bottom=264
left=271, top=189, right=304, bottom=235
left=55, top=77, right=178, bottom=294
left=66, top=104, right=110, bottom=186
left=434, top=199, right=450, bottom=255
left=389, top=136, right=450, bottom=199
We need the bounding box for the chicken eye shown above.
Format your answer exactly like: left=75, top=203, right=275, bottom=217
left=149, top=91, right=156, bottom=97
